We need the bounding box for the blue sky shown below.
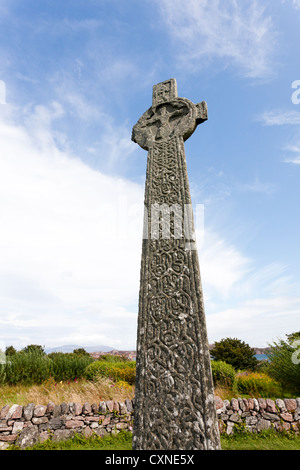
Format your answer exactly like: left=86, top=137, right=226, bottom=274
left=0, top=0, right=300, bottom=351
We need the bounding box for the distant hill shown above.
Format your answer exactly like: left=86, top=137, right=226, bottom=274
left=45, top=344, right=114, bottom=354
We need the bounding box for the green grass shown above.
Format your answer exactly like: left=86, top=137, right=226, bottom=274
left=8, top=430, right=300, bottom=451
left=10, top=431, right=133, bottom=451
left=221, top=430, right=300, bottom=450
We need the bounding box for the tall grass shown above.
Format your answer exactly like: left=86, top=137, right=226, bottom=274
left=0, top=377, right=135, bottom=408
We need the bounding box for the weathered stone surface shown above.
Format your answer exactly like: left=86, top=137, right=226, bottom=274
left=119, top=402, right=127, bottom=414
left=257, top=398, right=267, bottom=410
left=60, top=402, right=69, bottom=415
left=82, top=402, right=92, bottom=415
left=132, top=78, right=220, bottom=451
left=49, top=417, right=65, bottom=430
left=8, top=404, right=22, bottom=419
left=33, top=405, right=47, bottom=417
left=275, top=399, right=286, bottom=411
left=16, top=427, right=39, bottom=449
left=266, top=399, right=276, bottom=413
left=32, top=417, right=48, bottom=425
left=52, top=429, right=74, bottom=442
left=0, top=434, right=17, bottom=442
left=99, top=401, right=107, bottom=414
left=12, top=422, right=24, bottom=434
left=70, top=403, right=82, bottom=416
left=65, top=419, right=84, bottom=429
left=262, top=412, right=280, bottom=422
left=106, top=401, right=114, bottom=412
left=257, top=419, right=271, bottom=432
left=125, top=399, right=133, bottom=413
left=23, top=403, right=35, bottom=421
left=284, top=399, right=297, bottom=411
left=280, top=412, right=293, bottom=422
left=231, top=398, right=239, bottom=411
left=46, top=402, right=55, bottom=413
left=113, top=401, right=120, bottom=412
left=215, top=396, right=224, bottom=411
left=247, top=399, right=255, bottom=410
left=0, top=405, right=10, bottom=419
left=229, top=413, right=241, bottom=423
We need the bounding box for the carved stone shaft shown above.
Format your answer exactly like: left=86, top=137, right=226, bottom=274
left=132, top=79, right=221, bottom=450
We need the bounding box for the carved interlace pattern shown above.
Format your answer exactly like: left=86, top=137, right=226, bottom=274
left=133, top=137, right=221, bottom=450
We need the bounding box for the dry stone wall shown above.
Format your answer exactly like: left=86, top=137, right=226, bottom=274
left=0, top=396, right=299, bottom=449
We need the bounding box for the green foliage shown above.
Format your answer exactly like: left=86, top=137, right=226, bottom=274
left=21, top=344, right=46, bottom=355
left=85, top=360, right=136, bottom=385
left=211, top=360, right=237, bottom=390
left=211, top=338, right=258, bottom=371
left=5, top=350, right=52, bottom=385
left=72, top=348, right=90, bottom=357
left=5, top=346, right=17, bottom=356
left=0, top=364, right=6, bottom=385
left=9, top=430, right=133, bottom=451
left=47, top=352, right=94, bottom=382
left=97, top=354, right=130, bottom=363
left=236, top=371, right=283, bottom=397
left=265, top=333, right=300, bottom=395
left=2, top=346, right=93, bottom=385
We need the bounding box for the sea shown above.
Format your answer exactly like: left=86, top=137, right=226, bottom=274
left=255, top=354, right=269, bottom=361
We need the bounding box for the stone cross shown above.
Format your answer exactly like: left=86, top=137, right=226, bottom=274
left=131, top=79, right=221, bottom=450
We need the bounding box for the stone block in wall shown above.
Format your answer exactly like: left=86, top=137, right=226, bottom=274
left=82, top=402, right=92, bottom=415
left=125, top=399, right=133, bottom=413
left=23, top=403, right=35, bottom=421
left=0, top=405, right=10, bottom=419
left=16, top=427, right=39, bottom=450
left=7, top=404, right=22, bottom=419
left=33, top=405, right=47, bottom=417
left=265, top=399, right=276, bottom=413
left=284, top=399, right=297, bottom=412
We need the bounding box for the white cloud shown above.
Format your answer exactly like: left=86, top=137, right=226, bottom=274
left=0, top=104, right=144, bottom=350
left=282, top=0, right=300, bottom=9
left=155, top=0, right=276, bottom=79
left=257, top=110, right=300, bottom=125
left=206, top=295, right=300, bottom=347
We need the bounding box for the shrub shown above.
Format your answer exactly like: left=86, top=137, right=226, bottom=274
left=97, top=354, right=130, bottom=363
left=85, top=360, right=136, bottom=385
left=236, top=372, right=282, bottom=397
left=211, top=360, right=237, bottom=390
left=5, top=350, right=52, bottom=385
left=48, top=352, right=94, bottom=382
left=210, top=338, right=258, bottom=371
left=265, top=334, right=300, bottom=395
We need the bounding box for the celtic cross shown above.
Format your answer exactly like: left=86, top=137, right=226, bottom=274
left=131, top=79, right=221, bottom=450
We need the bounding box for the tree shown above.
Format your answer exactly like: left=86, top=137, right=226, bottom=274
left=210, top=337, right=258, bottom=371
left=22, top=344, right=45, bottom=355
left=72, top=348, right=90, bottom=357
left=5, top=345, right=17, bottom=356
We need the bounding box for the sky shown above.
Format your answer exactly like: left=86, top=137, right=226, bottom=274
left=0, top=0, right=300, bottom=351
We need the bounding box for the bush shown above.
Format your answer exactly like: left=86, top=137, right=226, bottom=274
left=85, top=360, right=136, bottom=385
left=210, top=338, right=258, bottom=371
left=48, top=352, right=94, bottom=382
left=5, top=350, right=52, bottom=385
left=211, top=360, right=237, bottom=390
left=236, top=372, right=283, bottom=397
left=97, top=354, right=130, bottom=363
left=265, top=333, right=300, bottom=395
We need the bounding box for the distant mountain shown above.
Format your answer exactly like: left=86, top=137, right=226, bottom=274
left=45, top=344, right=114, bottom=354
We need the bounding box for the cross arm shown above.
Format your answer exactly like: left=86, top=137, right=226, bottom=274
left=195, top=101, right=208, bottom=125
